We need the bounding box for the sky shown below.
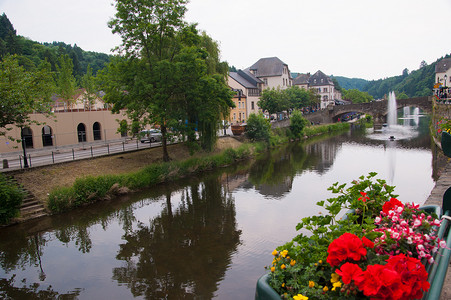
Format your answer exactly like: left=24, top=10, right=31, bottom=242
left=0, top=0, right=450, bottom=80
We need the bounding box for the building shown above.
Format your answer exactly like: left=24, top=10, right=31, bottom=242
left=247, top=57, right=292, bottom=90
left=293, top=70, right=337, bottom=109
left=228, top=69, right=264, bottom=121
left=435, top=57, right=451, bottom=99
left=229, top=90, right=247, bottom=124
left=0, top=90, right=129, bottom=154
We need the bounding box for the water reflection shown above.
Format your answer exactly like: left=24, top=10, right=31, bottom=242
left=113, top=178, right=241, bottom=299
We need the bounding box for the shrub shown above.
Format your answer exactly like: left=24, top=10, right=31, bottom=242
left=289, top=110, right=308, bottom=139
left=47, top=186, right=75, bottom=213
left=245, top=113, right=271, bottom=143
left=0, top=174, right=24, bottom=224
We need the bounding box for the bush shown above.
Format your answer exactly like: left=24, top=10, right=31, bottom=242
left=0, top=174, right=25, bottom=224
left=245, top=113, right=271, bottom=142
left=289, top=110, right=308, bottom=139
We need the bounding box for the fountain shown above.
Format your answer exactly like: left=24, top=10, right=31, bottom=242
left=387, top=91, right=398, bottom=127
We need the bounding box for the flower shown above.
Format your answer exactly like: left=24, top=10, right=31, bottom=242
left=293, top=294, right=308, bottom=300
left=290, top=259, right=296, bottom=266
left=281, top=264, right=286, bottom=270
left=272, top=249, right=278, bottom=256
left=281, top=250, right=288, bottom=257
left=271, top=266, right=275, bottom=272
left=326, top=233, right=369, bottom=266
left=332, top=281, right=342, bottom=291
left=335, top=262, right=364, bottom=285
left=358, top=191, right=369, bottom=202
left=308, top=281, right=315, bottom=288
left=382, top=197, right=403, bottom=214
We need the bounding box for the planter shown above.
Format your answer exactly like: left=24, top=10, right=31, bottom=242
left=255, top=205, right=451, bottom=300
left=231, top=124, right=246, bottom=136
left=441, top=131, right=451, bottom=158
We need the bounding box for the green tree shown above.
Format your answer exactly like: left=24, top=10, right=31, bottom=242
left=56, top=54, right=77, bottom=108
left=286, top=85, right=319, bottom=110
left=258, top=87, right=290, bottom=115
left=289, top=110, right=308, bottom=139
left=342, top=88, right=373, bottom=103
left=245, top=113, right=271, bottom=143
left=0, top=55, right=54, bottom=134
left=104, top=0, right=233, bottom=159
left=81, top=64, right=97, bottom=107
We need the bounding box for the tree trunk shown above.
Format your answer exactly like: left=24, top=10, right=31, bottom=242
left=161, top=125, right=170, bottom=162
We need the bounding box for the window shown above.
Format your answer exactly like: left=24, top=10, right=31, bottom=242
left=42, top=125, right=53, bottom=147
left=233, top=113, right=236, bottom=120
left=264, top=78, right=268, bottom=85
left=251, top=101, right=255, bottom=110
left=324, top=88, right=328, bottom=93
left=317, top=88, right=321, bottom=93
left=93, top=122, right=102, bottom=140
left=21, top=127, right=33, bottom=148
left=77, top=123, right=87, bottom=142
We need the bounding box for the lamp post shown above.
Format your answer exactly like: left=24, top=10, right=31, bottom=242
left=20, top=128, right=29, bottom=168
left=445, top=74, right=448, bottom=88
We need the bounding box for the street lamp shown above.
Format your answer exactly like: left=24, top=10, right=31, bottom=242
left=20, top=128, right=29, bottom=168
left=445, top=74, right=448, bottom=88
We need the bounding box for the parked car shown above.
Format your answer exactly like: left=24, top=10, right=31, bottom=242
left=140, top=129, right=162, bottom=143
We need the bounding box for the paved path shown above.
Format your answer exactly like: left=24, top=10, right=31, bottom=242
left=424, top=159, right=451, bottom=300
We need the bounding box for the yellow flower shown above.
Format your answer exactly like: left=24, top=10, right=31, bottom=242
left=282, top=283, right=285, bottom=287
left=308, top=281, right=315, bottom=288
left=314, top=263, right=317, bottom=266
left=290, top=259, right=296, bottom=266
left=332, top=281, right=342, bottom=291
left=318, top=260, right=323, bottom=264
left=281, top=264, right=286, bottom=270
left=293, top=294, right=309, bottom=300
left=323, top=286, right=329, bottom=292
left=272, top=249, right=278, bottom=256
left=330, top=273, right=340, bottom=283
left=281, top=250, right=288, bottom=257
left=271, top=267, right=275, bottom=272
left=272, top=259, right=276, bottom=265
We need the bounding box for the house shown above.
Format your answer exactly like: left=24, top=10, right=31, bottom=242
left=293, top=70, right=336, bottom=109
left=228, top=69, right=264, bottom=120
left=247, top=57, right=292, bottom=90
left=0, top=90, right=129, bottom=154
left=228, top=89, right=247, bottom=125
left=435, top=57, right=451, bottom=99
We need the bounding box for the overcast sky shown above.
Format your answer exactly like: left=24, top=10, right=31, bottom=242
left=1, top=0, right=449, bottom=80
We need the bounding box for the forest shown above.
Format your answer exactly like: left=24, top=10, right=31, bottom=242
left=0, top=13, right=110, bottom=80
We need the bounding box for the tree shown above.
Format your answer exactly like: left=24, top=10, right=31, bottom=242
left=0, top=55, right=54, bottom=167
left=289, top=110, right=308, bottom=139
left=245, top=113, right=271, bottom=143
left=81, top=64, right=97, bottom=108
left=286, top=85, right=319, bottom=110
left=56, top=54, right=77, bottom=108
left=258, top=87, right=290, bottom=115
left=342, top=88, right=373, bottom=103
left=104, top=0, right=233, bottom=159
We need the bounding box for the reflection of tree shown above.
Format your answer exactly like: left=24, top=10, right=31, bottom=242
left=112, top=177, right=241, bottom=299
left=0, top=275, right=80, bottom=299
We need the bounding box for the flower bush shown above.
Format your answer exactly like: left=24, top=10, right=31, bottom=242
left=267, top=173, right=444, bottom=299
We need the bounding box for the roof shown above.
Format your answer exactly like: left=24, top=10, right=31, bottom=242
left=436, top=58, right=451, bottom=73
left=248, top=57, right=288, bottom=77
left=308, top=70, right=334, bottom=86
left=293, top=73, right=310, bottom=85
left=229, top=69, right=262, bottom=89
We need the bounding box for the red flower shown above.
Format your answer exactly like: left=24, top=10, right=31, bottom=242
left=358, top=191, right=369, bottom=202
left=327, top=233, right=368, bottom=266
left=336, top=262, right=364, bottom=285
left=382, top=197, right=404, bottom=214
left=362, top=236, right=375, bottom=249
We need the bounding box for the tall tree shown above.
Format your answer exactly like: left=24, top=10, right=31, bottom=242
left=258, top=87, right=290, bottom=115
left=105, top=0, right=233, bottom=159
left=0, top=55, right=54, bottom=167
left=56, top=54, right=77, bottom=108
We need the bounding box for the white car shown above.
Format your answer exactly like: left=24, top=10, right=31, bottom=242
left=139, top=129, right=162, bottom=143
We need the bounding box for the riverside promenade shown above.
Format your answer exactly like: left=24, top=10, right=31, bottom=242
left=424, top=158, right=451, bottom=300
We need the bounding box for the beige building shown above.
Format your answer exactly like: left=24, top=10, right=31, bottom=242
left=228, top=91, right=247, bottom=124
left=228, top=69, right=264, bottom=120
left=0, top=90, right=129, bottom=154
left=248, top=57, right=292, bottom=90
left=435, top=57, right=451, bottom=99
left=293, top=70, right=338, bottom=109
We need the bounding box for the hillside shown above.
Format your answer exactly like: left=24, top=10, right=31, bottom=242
left=0, top=13, right=111, bottom=76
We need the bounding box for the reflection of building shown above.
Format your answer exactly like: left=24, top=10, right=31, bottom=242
left=304, top=139, right=339, bottom=174
left=0, top=90, right=129, bottom=153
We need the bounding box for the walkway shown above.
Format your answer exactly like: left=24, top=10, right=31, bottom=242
left=424, top=159, right=451, bottom=300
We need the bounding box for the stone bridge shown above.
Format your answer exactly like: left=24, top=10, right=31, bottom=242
left=300, top=96, right=432, bottom=128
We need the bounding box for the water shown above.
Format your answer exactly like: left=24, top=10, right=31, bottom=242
left=0, top=113, right=439, bottom=299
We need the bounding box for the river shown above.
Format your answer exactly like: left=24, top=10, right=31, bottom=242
left=0, top=110, right=440, bottom=299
